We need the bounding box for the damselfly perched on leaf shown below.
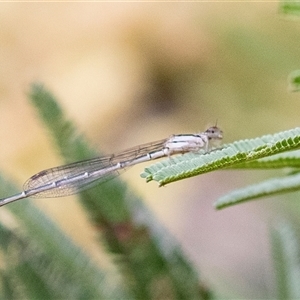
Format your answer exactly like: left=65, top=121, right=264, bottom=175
left=0, top=126, right=223, bottom=207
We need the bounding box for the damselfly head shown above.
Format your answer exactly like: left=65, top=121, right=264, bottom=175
left=205, top=126, right=223, bottom=141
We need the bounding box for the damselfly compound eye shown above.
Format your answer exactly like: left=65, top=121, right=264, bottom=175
left=205, top=126, right=223, bottom=141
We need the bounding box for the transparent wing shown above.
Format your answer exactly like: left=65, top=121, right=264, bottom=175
left=23, top=138, right=167, bottom=198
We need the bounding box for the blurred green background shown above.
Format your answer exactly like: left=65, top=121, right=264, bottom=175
left=0, top=3, right=300, bottom=298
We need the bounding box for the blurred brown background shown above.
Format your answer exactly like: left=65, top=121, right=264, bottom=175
left=1, top=3, right=300, bottom=298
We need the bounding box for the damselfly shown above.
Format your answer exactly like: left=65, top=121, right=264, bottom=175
left=0, top=126, right=223, bottom=207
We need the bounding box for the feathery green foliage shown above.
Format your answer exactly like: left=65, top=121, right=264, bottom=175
left=279, top=0, right=300, bottom=17
left=142, top=127, right=300, bottom=185
left=215, top=173, right=300, bottom=209
left=0, top=84, right=211, bottom=299
left=271, top=223, right=300, bottom=299
left=142, top=127, right=300, bottom=209
left=0, top=175, right=127, bottom=299
left=288, top=70, right=300, bottom=92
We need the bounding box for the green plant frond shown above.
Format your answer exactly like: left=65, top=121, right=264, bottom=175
left=141, top=127, right=300, bottom=186
left=271, top=222, right=300, bottom=299
left=29, top=83, right=96, bottom=162
left=26, top=84, right=208, bottom=299
left=0, top=175, right=127, bottom=299
left=29, top=84, right=131, bottom=223
left=214, top=173, right=300, bottom=209
left=229, top=150, right=300, bottom=169
left=279, top=0, right=300, bottom=17
left=0, top=222, right=126, bottom=300
left=288, top=70, right=300, bottom=92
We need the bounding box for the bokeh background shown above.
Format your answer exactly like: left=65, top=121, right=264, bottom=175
left=0, top=3, right=300, bottom=298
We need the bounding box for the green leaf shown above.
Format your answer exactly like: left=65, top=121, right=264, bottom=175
left=214, top=173, right=300, bottom=209
left=227, top=151, right=300, bottom=170
left=26, top=83, right=210, bottom=299
left=28, top=83, right=130, bottom=223
left=0, top=176, right=127, bottom=299
left=29, top=83, right=95, bottom=162
left=288, top=70, right=300, bottom=92
left=271, top=223, right=300, bottom=299
left=141, top=127, right=300, bottom=186
left=279, top=0, right=300, bottom=17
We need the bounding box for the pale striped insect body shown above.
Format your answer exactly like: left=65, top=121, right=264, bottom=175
left=0, top=126, right=223, bottom=207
